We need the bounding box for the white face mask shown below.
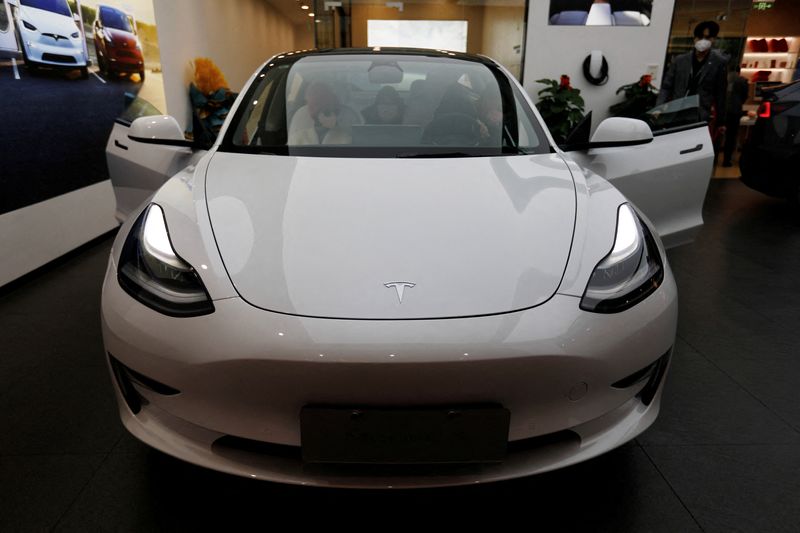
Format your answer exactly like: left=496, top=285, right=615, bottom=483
left=695, top=39, right=712, bottom=53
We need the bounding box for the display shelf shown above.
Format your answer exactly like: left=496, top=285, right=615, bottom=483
left=743, top=35, right=799, bottom=86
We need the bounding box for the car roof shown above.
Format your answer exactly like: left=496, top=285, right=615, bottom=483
left=268, top=48, right=500, bottom=68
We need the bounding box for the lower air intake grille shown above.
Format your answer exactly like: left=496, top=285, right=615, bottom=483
left=42, top=53, right=77, bottom=64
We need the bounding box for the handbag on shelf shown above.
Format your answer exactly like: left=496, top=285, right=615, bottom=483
left=769, top=38, right=789, bottom=53
left=749, top=38, right=769, bottom=53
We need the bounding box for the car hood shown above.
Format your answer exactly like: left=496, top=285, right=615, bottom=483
left=106, top=27, right=137, bottom=47
left=205, top=152, right=576, bottom=319
left=20, top=5, right=77, bottom=37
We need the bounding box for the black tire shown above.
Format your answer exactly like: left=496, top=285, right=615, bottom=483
left=79, top=66, right=89, bottom=80
left=138, top=69, right=145, bottom=82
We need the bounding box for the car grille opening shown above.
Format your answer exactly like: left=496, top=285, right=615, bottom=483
left=108, top=353, right=181, bottom=414
left=637, top=351, right=671, bottom=406
left=611, top=349, right=671, bottom=390
left=212, top=435, right=302, bottom=460
left=211, top=428, right=580, bottom=474
left=42, top=53, right=77, bottom=64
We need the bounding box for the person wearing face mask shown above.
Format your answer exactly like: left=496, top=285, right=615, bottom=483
left=657, top=20, right=729, bottom=132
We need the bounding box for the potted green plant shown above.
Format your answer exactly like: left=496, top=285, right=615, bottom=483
left=535, top=75, right=586, bottom=144
left=609, top=74, right=659, bottom=119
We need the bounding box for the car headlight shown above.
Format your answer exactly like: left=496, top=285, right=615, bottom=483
left=579, top=203, right=663, bottom=313
left=117, top=204, right=214, bottom=317
left=22, top=20, right=37, bottom=31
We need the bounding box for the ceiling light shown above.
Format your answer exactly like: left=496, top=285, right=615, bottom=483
left=301, top=4, right=309, bottom=8
left=308, top=12, right=315, bottom=16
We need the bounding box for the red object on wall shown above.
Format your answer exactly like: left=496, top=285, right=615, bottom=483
left=749, top=39, right=769, bottom=52
left=769, top=38, right=789, bottom=52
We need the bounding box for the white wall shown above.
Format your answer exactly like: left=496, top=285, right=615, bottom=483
left=523, top=1, right=675, bottom=127
left=0, top=181, right=117, bottom=288
left=153, top=0, right=305, bottom=130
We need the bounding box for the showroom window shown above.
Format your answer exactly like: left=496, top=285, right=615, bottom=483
left=311, top=0, right=528, bottom=80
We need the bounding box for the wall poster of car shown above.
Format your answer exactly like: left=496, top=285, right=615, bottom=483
left=0, top=0, right=165, bottom=215
left=549, top=0, right=653, bottom=26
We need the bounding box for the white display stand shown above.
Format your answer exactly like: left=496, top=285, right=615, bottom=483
left=0, top=181, right=118, bottom=288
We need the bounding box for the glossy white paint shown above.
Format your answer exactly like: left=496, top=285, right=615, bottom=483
left=101, top=50, right=709, bottom=486
left=102, top=250, right=677, bottom=487
left=205, top=152, right=576, bottom=319
left=16, top=3, right=86, bottom=67
left=570, top=124, right=713, bottom=248
left=105, top=121, right=203, bottom=221
left=129, top=115, right=185, bottom=140
left=591, top=117, right=653, bottom=144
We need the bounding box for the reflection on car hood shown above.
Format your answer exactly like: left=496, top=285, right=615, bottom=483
left=105, top=27, right=137, bottom=47
left=205, top=152, right=576, bottom=319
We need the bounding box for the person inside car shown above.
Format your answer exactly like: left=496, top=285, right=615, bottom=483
left=362, top=86, right=405, bottom=125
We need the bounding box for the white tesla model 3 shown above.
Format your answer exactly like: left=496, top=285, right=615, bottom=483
left=102, top=49, right=713, bottom=488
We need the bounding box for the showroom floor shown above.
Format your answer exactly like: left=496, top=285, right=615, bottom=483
left=1, top=180, right=799, bottom=532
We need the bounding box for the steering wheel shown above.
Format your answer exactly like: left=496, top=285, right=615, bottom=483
left=422, top=113, right=482, bottom=146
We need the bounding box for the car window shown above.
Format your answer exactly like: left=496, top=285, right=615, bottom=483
left=20, top=0, right=71, bottom=17
left=100, top=6, right=133, bottom=33
left=642, top=95, right=701, bottom=132
left=117, top=94, right=162, bottom=126
left=224, top=53, right=549, bottom=158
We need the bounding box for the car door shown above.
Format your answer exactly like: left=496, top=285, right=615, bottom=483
left=569, top=96, right=714, bottom=248
left=106, top=95, right=205, bottom=221
left=0, top=0, right=20, bottom=58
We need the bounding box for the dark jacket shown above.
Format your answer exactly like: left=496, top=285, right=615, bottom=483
left=726, top=74, right=749, bottom=119
left=657, top=49, right=729, bottom=122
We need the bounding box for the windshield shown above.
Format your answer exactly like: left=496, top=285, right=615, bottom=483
left=222, top=52, right=549, bottom=158
left=100, top=6, right=133, bottom=32
left=21, top=0, right=71, bottom=17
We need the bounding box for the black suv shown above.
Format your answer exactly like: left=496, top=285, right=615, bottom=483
left=740, top=80, right=800, bottom=202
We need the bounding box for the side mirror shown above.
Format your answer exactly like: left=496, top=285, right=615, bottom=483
left=128, top=115, right=195, bottom=148
left=591, top=117, right=653, bottom=145
left=561, top=117, right=653, bottom=151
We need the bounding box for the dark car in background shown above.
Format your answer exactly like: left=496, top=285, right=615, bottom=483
left=740, top=80, right=800, bottom=202
left=92, top=4, right=144, bottom=81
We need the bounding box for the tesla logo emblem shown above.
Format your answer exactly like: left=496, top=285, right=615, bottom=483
left=384, top=282, right=415, bottom=303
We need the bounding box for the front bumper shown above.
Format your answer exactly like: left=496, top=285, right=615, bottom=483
left=22, top=34, right=86, bottom=67
left=105, top=47, right=144, bottom=72
left=101, top=258, right=678, bottom=488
